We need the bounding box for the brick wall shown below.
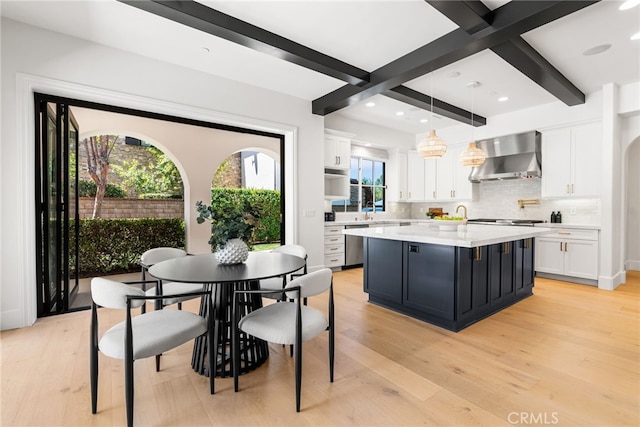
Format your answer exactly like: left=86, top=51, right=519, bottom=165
left=78, top=137, right=157, bottom=197
left=213, top=152, right=242, bottom=188
left=79, top=197, right=183, bottom=219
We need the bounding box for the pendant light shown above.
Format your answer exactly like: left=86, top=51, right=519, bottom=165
left=460, top=81, right=487, bottom=167
left=417, top=72, right=447, bottom=158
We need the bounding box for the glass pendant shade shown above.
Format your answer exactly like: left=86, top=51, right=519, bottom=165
left=459, top=142, right=486, bottom=167
left=417, top=130, right=447, bottom=158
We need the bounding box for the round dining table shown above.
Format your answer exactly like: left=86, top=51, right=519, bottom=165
left=149, top=251, right=306, bottom=377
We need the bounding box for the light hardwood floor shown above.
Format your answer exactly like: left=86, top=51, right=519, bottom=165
left=1, top=270, right=639, bottom=426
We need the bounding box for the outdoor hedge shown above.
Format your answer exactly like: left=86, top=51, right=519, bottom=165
left=211, top=187, right=280, bottom=244
left=78, top=180, right=127, bottom=198
left=70, top=217, right=185, bottom=277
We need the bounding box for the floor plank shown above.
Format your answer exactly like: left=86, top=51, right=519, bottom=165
left=1, top=270, right=638, bottom=426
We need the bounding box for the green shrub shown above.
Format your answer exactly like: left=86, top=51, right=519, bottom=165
left=78, top=180, right=127, bottom=198
left=210, top=188, right=280, bottom=244
left=139, top=193, right=183, bottom=199
left=70, top=217, right=185, bottom=277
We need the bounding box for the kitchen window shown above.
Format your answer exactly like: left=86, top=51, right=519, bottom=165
left=332, top=156, right=385, bottom=212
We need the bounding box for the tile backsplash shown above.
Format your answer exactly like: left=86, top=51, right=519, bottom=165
left=408, top=178, right=601, bottom=225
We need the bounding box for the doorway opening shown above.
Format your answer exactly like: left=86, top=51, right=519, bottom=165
left=34, top=93, right=286, bottom=317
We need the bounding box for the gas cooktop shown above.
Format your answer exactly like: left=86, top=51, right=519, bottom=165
left=467, top=218, right=545, bottom=226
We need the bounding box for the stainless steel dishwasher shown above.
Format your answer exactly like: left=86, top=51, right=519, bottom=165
left=344, top=224, right=369, bottom=267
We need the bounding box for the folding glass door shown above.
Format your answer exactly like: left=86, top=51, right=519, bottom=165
left=35, top=95, right=79, bottom=316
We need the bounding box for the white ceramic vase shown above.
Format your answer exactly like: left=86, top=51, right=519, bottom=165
left=214, top=238, right=249, bottom=264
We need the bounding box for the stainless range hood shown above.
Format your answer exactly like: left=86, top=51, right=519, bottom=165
left=468, top=131, right=541, bottom=183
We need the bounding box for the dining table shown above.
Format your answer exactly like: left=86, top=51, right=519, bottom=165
left=148, top=251, right=306, bottom=377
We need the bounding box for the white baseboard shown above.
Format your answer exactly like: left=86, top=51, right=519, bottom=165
left=626, top=260, right=640, bottom=271
left=598, top=270, right=627, bottom=290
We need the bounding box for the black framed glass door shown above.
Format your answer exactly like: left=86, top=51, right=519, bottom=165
left=35, top=96, right=79, bottom=317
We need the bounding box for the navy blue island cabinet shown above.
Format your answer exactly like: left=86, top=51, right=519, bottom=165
left=363, top=237, right=535, bottom=331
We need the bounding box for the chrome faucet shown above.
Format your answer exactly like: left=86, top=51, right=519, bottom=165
left=455, top=204, right=468, bottom=219
left=365, top=201, right=374, bottom=220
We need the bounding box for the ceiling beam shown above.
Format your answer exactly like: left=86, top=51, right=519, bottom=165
left=312, top=1, right=596, bottom=116
left=385, top=86, right=486, bottom=127
left=427, top=0, right=590, bottom=106
left=117, top=0, right=370, bottom=86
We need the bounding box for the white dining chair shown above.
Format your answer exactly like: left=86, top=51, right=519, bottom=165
left=259, top=244, right=308, bottom=300
left=90, top=277, right=214, bottom=427
left=232, top=268, right=334, bottom=412
left=140, top=247, right=203, bottom=311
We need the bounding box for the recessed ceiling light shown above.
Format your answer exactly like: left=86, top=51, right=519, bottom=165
left=620, top=0, right=640, bottom=11
left=364, top=143, right=372, bottom=147
left=632, top=32, right=640, bottom=41
left=420, top=118, right=428, bottom=123
left=582, top=44, right=612, bottom=56
left=201, top=47, right=210, bottom=53
left=498, top=96, right=509, bottom=102
left=396, top=111, right=404, bottom=116
left=448, top=71, right=461, bottom=78
left=366, top=102, right=375, bottom=107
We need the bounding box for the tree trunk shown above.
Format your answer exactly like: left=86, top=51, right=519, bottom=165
left=83, top=135, right=117, bottom=219
left=92, top=182, right=106, bottom=218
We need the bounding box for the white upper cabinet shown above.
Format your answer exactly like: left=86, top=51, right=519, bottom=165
left=387, top=151, right=408, bottom=202
left=406, top=147, right=473, bottom=202
left=407, top=150, right=425, bottom=201
left=424, top=157, right=438, bottom=201
left=542, top=122, right=602, bottom=198
left=324, top=135, right=351, bottom=170
left=434, top=146, right=473, bottom=201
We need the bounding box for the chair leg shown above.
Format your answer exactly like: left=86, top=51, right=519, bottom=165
left=295, top=342, right=302, bottom=412
left=90, top=304, right=99, bottom=414
left=232, top=318, right=240, bottom=392
left=155, top=355, right=161, bottom=372
left=125, top=358, right=134, bottom=427
left=329, top=324, right=335, bottom=383
left=90, top=343, right=98, bottom=414
left=178, top=302, right=183, bottom=310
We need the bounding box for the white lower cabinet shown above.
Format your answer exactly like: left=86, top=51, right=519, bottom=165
left=535, top=228, right=599, bottom=282
left=324, top=225, right=345, bottom=268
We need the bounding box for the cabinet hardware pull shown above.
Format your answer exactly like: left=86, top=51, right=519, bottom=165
left=453, top=190, right=456, bottom=198
left=408, top=245, right=419, bottom=253
left=433, top=191, right=436, bottom=198
left=564, top=242, right=568, bottom=251
left=571, top=184, right=574, bottom=193
left=526, top=238, right=531, bottom=249
left=330, top=259, right=338, bottom=262
left=474, top=247, right=482, bottom=261
left=558, top=232, right=571, bottom=235
left=503, top=242, right=510, bottom=254
left=399, top=191, right=402, bottom=198
left=560, top=242, right=563, bottom=252
left=566, top=184, right=570, bottom=194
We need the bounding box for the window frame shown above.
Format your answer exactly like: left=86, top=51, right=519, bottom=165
left=332, top=155, right=386, bottom=213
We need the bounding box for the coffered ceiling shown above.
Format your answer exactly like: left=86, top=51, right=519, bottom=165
left=2, top=1, right=639, bottom=134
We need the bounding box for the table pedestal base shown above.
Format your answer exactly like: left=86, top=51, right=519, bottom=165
left=192, top=280, right=268, bottom=377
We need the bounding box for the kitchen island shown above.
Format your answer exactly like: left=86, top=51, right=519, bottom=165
left=343, top=224, right=553, bottom=331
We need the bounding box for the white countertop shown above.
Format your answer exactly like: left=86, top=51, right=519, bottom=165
left=534, top=223, right=600, bottom=230
left=326, top=219, right=429, bottom=226
left=342, top=224, right=555, bottom=248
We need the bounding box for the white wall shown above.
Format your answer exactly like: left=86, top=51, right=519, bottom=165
left=1, top=18, right=326, bottom=330
left=623, top=114, right=640, bottom=271
left=626, top=141, right=640, bottom=270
